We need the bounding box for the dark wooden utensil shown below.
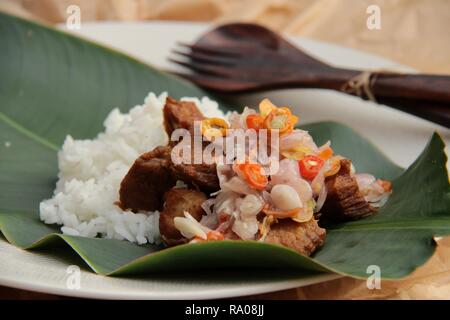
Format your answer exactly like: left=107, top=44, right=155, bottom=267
left=170, top=23, right=450, bottom=127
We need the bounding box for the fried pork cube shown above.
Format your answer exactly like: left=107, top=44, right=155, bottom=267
left=163, top=96, right=219, bottom=191
left=264, top=219, right=326, bottom=256
left=163, top=96, right=205, bottom=136
left=118, top=144, right=219, bottom=212
left=118, top=97, right=220, bottom=212
left=118, top=146, right=175, bottom=212
left=321, top=159, right=375, bottom=222
left=159, top=188, right=207, bottom=246
left=169, top=162, right=220, bottom=194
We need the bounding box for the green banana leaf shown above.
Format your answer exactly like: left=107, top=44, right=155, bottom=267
left=0, top=12, right=449, bottom=279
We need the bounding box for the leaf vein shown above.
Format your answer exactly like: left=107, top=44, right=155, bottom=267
left=0, top=112, right=58, bottom=151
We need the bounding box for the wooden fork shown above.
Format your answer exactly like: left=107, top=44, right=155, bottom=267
left=169, top=23, right=450, bottom=128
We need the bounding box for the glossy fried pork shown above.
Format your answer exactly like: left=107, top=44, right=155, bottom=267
left=170, top=162, right=220, bottom=193
left=164, top=96, right=204, bottom=136
left=118, top=146, right=174, bottom=212
left=264, top=219, right=326, bottom=256
left=118, top=97, right=219, bottom=212
left=321, top=159, right=375, bottom=222
left=159, top=188, right=207, bottom=246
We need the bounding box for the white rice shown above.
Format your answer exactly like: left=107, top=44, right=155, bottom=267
left=39, top=92, right=226, bottom=244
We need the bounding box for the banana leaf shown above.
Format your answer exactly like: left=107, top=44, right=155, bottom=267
left=0, top=12, right=449, bottom=279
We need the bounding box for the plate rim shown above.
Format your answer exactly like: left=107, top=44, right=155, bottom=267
left=0, top=261, right=340, bottom=299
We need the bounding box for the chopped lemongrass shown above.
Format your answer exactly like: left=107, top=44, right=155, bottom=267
left=183, top=211, right=212, bottom=234
left=258, top=215, right=277, bottom=242
left=174, top=216, right=208, bottom=240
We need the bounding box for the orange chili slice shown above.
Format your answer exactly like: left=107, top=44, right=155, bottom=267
left=264, top=107, right=298, bottom=135
left=237, top=163, right=268, bottom=190
left=377, top=179, right=392, bottom=192
left=246, top=114, right=265, bottom=131
left=201, top=118, right=229, bottom=140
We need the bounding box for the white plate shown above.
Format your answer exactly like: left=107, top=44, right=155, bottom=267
left=0, top=21, right=448, bottom=300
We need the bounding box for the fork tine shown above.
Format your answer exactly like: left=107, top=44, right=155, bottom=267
left=171, top=49, right=236, bottom=66
left=168, top=57, right=234, bottom=77
left=177, top=42, right=244, bottom=57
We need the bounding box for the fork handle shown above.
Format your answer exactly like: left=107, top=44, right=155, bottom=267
left=299, top=68, right=450, bottom=127
left=349, top=71, right=450, bottom=104
left=309, top=68, right=450, bottom=103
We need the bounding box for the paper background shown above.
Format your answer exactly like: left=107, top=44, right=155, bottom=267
left=2, top=0, right=450, bottom=74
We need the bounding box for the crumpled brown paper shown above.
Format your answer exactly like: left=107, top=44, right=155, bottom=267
left=0, top=0, right=449, bottom=299
left=1, top=0, right=450, bottom=74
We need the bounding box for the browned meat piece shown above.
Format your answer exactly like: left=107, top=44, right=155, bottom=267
left=118, top=97, right=220, bottom=212
left=118, top=146, right=219, bottom=212
left=164, top=96, right=219, bottom=192
left=170, top=163, right=220, bottom=194
left=264, top=219, right=326, bottom=256
left=164, top=96, right=205, bottom=136
left=321, top=159, right=375, bottom=222
left=159, top=188, right=207, bottom=246
left=118, top=146, right=176, bottom=212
